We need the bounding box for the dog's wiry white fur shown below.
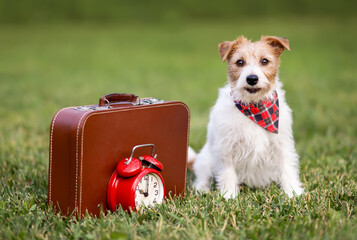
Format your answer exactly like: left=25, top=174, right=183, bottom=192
left=191, top=36, right=304, bottom=199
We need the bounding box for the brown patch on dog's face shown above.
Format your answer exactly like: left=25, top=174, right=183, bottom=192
left=218, top=36, right=290, bottom=102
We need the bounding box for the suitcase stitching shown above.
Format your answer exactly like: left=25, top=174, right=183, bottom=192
left=49, top=107, right=72, bottom=207
left=75, top=113, right=89, bottom=216
left=78, top=102, right=190, bottom=216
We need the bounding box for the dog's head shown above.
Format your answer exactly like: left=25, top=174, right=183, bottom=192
left=219, top=36, right=290, bottom=103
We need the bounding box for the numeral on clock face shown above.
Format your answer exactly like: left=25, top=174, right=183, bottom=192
left=135, top=173, right=163, bottom=209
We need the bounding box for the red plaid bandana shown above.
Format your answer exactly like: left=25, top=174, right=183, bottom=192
left=234, top=91, right=279, bottom=134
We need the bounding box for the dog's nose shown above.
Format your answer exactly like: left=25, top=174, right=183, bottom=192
left=246, top=75, right=259, bottom=86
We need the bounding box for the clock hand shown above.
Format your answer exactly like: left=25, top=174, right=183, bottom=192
left=144, top=177, right=149, bottom=197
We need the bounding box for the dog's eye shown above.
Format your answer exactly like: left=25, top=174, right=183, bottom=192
left=236, top=60, right=244, bottom=67
left=261, top=58, right=269, bottom=65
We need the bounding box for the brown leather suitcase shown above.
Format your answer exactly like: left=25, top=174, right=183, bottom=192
left=48, top=93, right=190, bottom=218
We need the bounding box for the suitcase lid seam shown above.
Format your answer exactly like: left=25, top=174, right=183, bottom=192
left=48, top=107, right=74, bottom=206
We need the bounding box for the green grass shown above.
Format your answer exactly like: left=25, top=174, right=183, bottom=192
left=1, top=17, right=357, bottom=239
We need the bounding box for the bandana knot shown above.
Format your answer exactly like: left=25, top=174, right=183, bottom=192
left=234, top=91, right=279, bottom=134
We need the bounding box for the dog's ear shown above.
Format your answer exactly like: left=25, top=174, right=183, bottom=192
left=261, top=36, right=290, bottom=56
left=219, top=36, right=248, bottom=62
left=218, top=41, right=236, bottom=62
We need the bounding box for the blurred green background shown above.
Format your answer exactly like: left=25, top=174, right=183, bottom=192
left=1, top=0, right=357, bottom=147
left=1, top=0, right=356, bottom=145
left=0, top=0, right=355, bottom=23
left=1, top=0, right=356, bottom=239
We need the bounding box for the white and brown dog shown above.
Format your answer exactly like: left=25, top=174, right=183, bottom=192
left=189, top=36, right=304, bottom=199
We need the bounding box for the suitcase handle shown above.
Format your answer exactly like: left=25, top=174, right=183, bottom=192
left=99, top=93, right=138, bottom=107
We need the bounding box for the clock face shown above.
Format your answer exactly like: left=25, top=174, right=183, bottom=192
left=135, top=173, right=164, bottom=209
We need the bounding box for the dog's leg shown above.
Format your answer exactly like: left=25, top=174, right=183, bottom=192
left=279, top=147, right=304, bottom=197
left=216, top=165, right=239, bottom=199
left=193, top=143, right=215, bottom=192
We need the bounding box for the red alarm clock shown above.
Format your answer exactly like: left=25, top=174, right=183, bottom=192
left=107, top=144, right=165, bottom=212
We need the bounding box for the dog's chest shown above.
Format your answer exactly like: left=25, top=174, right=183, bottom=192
left=211, top=94, right=282, bottom=185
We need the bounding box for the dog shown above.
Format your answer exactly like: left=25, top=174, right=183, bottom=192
left=189, top=36, right=304, bottom=199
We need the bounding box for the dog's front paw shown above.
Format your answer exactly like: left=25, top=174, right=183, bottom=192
left=284, top=186, right=304, bottom=198
left=193, top=181, right=210, bottom=194
left=219, top=186, right=239, bottom=200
